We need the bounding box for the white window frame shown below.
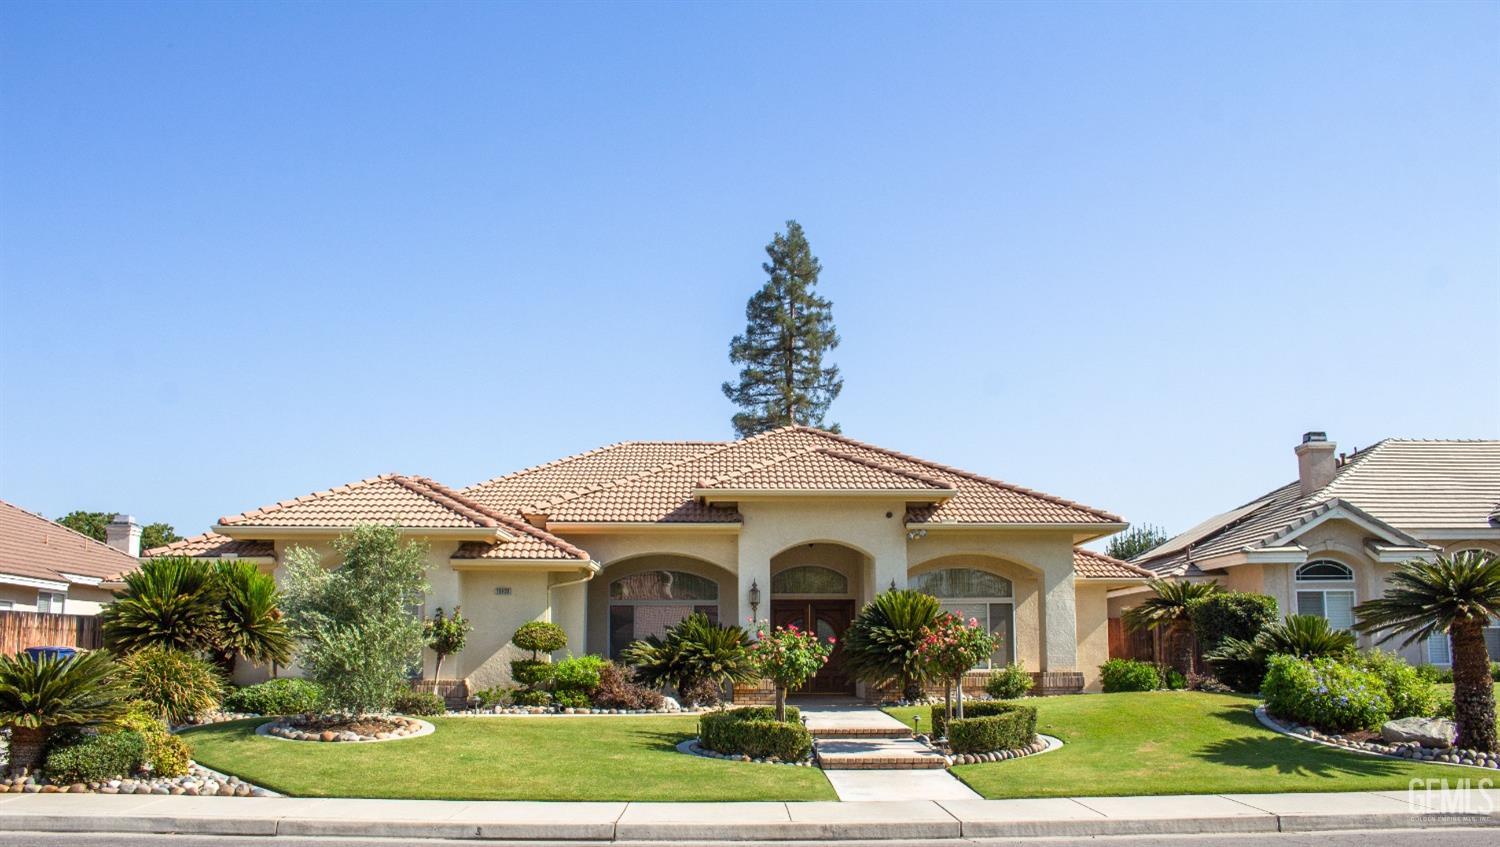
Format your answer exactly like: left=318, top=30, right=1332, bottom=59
left=913, top=568, right=1015, bottom=670
left=1294, top=560, right=1355, bottom=631
left=1425, top=549, right=1500, bottom=666
left=36, top=591, right=65, bottom=615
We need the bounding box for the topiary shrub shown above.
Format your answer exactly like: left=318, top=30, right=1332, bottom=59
left=592, top=662, right=665, bottom=710
left=391, top=689, right=445, bottom=716
left=223, top=679, right=326, bottom=715
left=120, top=646, right=225, bottom=724
left=44, top=731, right=145, bottom=783
left=512, top=621, right=569, bottom=660
left=930, top=700, right=1035, bottom=737
left=983, top=663, right=1033, bottom=700
left=510, top=660, right=556, bottom=689
left=1099, top=658, right=1161, bottom=692
left=698, top=707, right=811, bottom=760
left=1351, top=650, right=1441, bottom=719
left=1262, top=654, right=1391, bottom=733
left=948, top=705, right=1038, bottom=754
left=1188, top=592, right=1279, bottom=654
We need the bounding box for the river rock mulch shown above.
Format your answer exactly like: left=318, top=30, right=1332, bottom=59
left=1257, top=706, right=1500, bottom=770
left=675, top=737, right=817, bottom=766
left=262, top=715, right=430, bottom=742
left=0, top=764, right=270, bottom=797
left=917, top=733, right=1055, bottom=767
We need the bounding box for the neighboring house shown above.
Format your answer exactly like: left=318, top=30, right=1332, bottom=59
left=0, top=500, right=142, bottom=615
left=1122, top=433, right=1500, bottom=668
left=147, top=425, right=1150, bottom=693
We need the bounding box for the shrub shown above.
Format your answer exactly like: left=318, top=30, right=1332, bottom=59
left=471, top=685, right=513, bottom=708
left=1262, top=654, right=1391, bottom=732
left=1492, top=662, right=1500, bottom=683
left=282, top=526, right=430, bottom=715
left=44, top=731, right=145, bottom=783
left=111, top=705, right=189, bottom=777
left=510, top=660, right=555, bottom=689
left=984, top=663, right=1033, bottom=700
left=554, top=689, right=591, bottom=709
left=948, top=705, right=1038, bottom=754
left=1205, top=614, right=1357, bottom=693
left=423, top=606, right=471, bottom=680
left=223, top=679, right=326, bottom=715
left=512, top=689, right=552, bottom=707
left=592, top=662, right=665, bottom=710
left=1099, top=658, right=1161, bottom=692
left=698, top=707, right=811, bottom=760
left=512, top=622, right=568, bottom=659
left=1163, top=668, right=1188, bottom=690
left=1188, top=592, right=1279, bottom=653
left=391, top=689, right=445, bottom=716
left=929, top=700, right=1036, bottom=737
left=1415, top=664, right=1453, bottom=684
left=678, top=676, right=725, bottom=707
left=0, top=650, right=130, bottom=775
left=751, top=623, right=834, bottom=721
left=552, top=655, right=608, bottom=693
left=119, top=646, right=224, bottom=724
left=1351, top=650, right=1441, bottom=719
left=622, top=614, right=757, bottom=704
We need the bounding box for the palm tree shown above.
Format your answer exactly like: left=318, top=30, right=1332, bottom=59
left=0, top=651, right=130, bottom=775
left=100, top=557, right=220, bottom=655
left=1122, top=579, right=1219, bottom=673
left=842, top=589, right=942, bottom=702
left=214, top=560, right=294, bottom=675
left=1355, top=551, right=1500, bottom=752
left=622, top=613, right=758, bottom=706
left=1205, top=614, right=1356, bottom=692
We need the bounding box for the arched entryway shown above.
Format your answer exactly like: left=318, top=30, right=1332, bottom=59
left=586, top=554, right=736, bottom=659
left=769, top=542, right=867, bottom=694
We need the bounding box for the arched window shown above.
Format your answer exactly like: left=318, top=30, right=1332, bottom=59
left=1295, top=559, right=1355, bottom=630
left=772, top=566, right=849, bottom=595
left=912, top=567, right=1014, bottom=668
left=608, top=570, right=719, bottom=659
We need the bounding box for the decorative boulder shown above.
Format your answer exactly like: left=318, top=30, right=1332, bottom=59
left=1381, top=717, right=1457, bottom=748
left=661, top=696, right=681, bottom=712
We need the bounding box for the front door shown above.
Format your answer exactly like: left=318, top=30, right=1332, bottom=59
left=770, top=599, right=856, bottom=694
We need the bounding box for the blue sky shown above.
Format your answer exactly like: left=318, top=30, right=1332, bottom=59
left=2, top=1, right=1496, bottom=545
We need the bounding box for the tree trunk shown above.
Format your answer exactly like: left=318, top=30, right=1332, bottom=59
left=433, top=653, right=445, bottom=683
left=6, top=726, right=46, bottom=777
left=775, top=686, right=788, bottom=723
left=943, top=681, right=953, bottom=726
left=955, top=676, right=965, bottom=720
left=1451, top=619, right=1498, bottom=753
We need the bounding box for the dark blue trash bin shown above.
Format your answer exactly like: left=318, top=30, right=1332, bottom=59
left=24, top=647, right=78, bottom=662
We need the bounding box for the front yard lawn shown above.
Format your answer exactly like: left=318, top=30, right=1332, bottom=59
left=184, top=716, right=835, bottom=801
left=885, top=691, right=1483, bottom=799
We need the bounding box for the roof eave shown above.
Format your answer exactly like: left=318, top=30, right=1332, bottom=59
left=695, top=487, right=954, bottom=504
left=450, top=559, right=600, bottom=573
left=213, top=524, right=508, bottom=541
left=541, top=521, right=743, bottom=533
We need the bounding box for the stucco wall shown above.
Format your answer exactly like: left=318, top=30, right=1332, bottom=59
left=1075, top=581, right=1110, bottom=691
left=0, top=583, right=112, bottom=615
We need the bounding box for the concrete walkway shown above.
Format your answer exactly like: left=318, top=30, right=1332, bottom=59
left=797, top=700, right=956, bottom=794
left=0, top=789, right=1494, bottom=840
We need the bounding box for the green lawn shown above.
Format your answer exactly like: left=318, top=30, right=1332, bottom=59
left=183, top=716, right=835, bottom=801
left=885, top=692, right=1483, bottom=799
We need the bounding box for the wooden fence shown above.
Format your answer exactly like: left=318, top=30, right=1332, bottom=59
left=1107, top=618, right=1204, bottom=674
left=0, top=611, right=103, bottom=655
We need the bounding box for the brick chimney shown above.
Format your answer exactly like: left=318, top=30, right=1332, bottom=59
left=1294, top=432, right=1337, bottom=498
left=105, top=514, right=142, bottom=557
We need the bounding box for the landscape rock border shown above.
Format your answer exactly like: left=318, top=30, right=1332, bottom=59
left=446, top=705, right=708, bottom=716
left=923, top=733, right=1062, bottom=768
left=258, top=716, right=435, bottom=743
left=1255, top=705, right=1500, bottom=771
left=676, top=737, right=818, bottom=767
left=0, top=763, right=272, bottom=797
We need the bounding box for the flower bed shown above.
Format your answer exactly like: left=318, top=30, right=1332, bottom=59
left=451, top=703, right=705, bottom=716
left=261, top=715, right=432, bottom=742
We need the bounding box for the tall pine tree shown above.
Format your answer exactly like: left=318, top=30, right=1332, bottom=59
left=722, top=220, right=842, bottom=437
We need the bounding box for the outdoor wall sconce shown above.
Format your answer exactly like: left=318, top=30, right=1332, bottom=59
left=749, top=579, right=761, bottom=620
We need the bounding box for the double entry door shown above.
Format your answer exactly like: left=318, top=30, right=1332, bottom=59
left=770, top=599, right=855, bottom=694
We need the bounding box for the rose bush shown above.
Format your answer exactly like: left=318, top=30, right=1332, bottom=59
left=751, top=622, right=833, bottom=722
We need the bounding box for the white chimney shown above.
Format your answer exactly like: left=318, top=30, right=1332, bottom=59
left=1294, top=432, right=1337, bottom=498
left=106, top=514, right=142, bottom=557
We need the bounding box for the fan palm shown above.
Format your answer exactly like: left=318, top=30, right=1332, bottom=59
left=214, top=560, right=294, bottom=673
left=100, top=557, right=220, bottom=655
left=842, top=589, right=941, bottom=701
left=0, top=651, right=130, bottom=775
left=1122, top=579, right=1219, bottom=672
left=1355, top=551, right=1500, bottom=752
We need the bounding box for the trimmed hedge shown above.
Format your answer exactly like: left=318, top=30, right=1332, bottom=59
left=1099, top=658, right=1161, bottom=692
left=1188, top=592, right=1278, bottom=653
left=223, top=679, right=326, bottom=715
left=930, top=700, right=1036, bottom=737
left=45, top=731, right=146, bottom=783
left=698, top=707, right=811, bottom=761
left=948, top=706, right=1038, bottom=754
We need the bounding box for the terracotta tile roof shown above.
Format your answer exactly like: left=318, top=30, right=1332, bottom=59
left=464, top=441, right=725, bottom=512
left=218, top=474, right=508, bottom=529
left=527, top=426, right=1120, bottom=525
left=1073, top=548, right=1153, bottom=580
left=144, top=532, right=274, bottom=559
left=1133, top=439, right=1500, bottom=577
left=0, top=499, right=142, bottom=583
left=695, top=447, right=958, bottom=493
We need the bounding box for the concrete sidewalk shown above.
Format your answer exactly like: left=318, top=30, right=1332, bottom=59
left=0, top=788, right=1496, bottom=841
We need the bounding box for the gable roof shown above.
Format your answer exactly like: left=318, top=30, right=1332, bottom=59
left=1133, top=439, right=1500, bottom=577
left=1073, top=548, right=1153, bottom=580
left=0, top=499, right=141, bottom=585
left=485, top=426, right=1120, bottom=527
